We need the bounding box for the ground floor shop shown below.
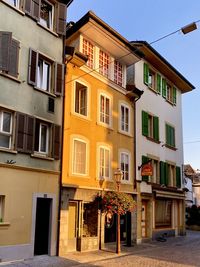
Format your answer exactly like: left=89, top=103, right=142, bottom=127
left=137, top=188, right=185, bottom=243
left=0, top=166, right=59, bottom=262
left=59, top=187, right=137, bottom=255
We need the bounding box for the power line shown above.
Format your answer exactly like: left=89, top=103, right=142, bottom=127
left=66, top=19, right=200, bottom=85
left=184, top=140, right=200, bottom=144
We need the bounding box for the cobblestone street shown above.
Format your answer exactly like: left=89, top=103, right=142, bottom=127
left=1, top=231, right=200, bottom=267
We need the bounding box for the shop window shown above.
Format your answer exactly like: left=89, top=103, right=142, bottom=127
left=82, top=202, right=98, bottom=237
left=155, top=199, right=172, bottom=228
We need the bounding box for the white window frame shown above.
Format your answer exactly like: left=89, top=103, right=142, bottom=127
left=0, top=110, right=12, bottom=149
left=37, top=58, right=51, bottom=92
left=98, top=92, right=112, bottom=128
left=99, top=49, right=109, bottom=78
left=119, top=103, right=130, bottom=134
left=114, top=60, right=123, bottom=86
left=38, top=123, right=49, bottom=154
left=40, top=0, right=54, bottom=30
left=98, top=145, right=111, bottom=180
left=72, top=138, right=88, bottom=176
left=74, top=81, right=88, bottom=117
left=4, top=0, right=20, bottom=8
left=82, top=38, right=94, bottom=69
left=120, top=151, right=130, bottom=183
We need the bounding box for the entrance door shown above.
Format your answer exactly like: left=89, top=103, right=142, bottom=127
left=141, top=201, right=147, bottom=238
left=68, top=201, right=78, bottom=251
left=34, top=198, right=51, bottom=255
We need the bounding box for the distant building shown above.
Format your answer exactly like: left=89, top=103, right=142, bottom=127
left=183, top=164, right=195, bottom=207
left=127, top=41, right=195, bottom=242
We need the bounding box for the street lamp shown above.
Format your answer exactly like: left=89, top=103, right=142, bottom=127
left=114, top=168, right=123, bottom=254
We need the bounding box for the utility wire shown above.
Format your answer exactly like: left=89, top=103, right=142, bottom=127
left=184, top=140, right=200, bottom=144
left=66, top=19, right=200, bottom=85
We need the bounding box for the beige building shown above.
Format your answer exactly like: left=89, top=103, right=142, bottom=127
left=0, top=0, right=71, bottom=262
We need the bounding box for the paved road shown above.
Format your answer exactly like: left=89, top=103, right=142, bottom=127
left=1, top=231, right=200, bottom=267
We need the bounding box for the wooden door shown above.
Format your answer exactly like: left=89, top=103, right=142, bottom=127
left=141, top=201, right=147, bottom=238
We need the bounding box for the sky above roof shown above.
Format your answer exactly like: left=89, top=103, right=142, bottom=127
left=67, top=0, right=200, bottom=170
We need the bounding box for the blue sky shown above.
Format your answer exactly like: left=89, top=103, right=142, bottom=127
left=67, top=1, right=200, bottom=170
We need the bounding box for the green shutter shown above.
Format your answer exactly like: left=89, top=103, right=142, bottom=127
left=176, top=166, right=181, bottom=188
left=160, top=161, right=166, bottom=185
left=143, top=63, right=149, bottom=85
left=142, top=155, right=149, bottom=182
left=162, top=78, right=166, bottom=98
left=165, top=163, right=169, bottom=186
left=153, top=116, right=159, bottom=141
left=173, top=87, right=177, bottom=105
left=171, top=126, right=175, bottom=147
left=166, top=124, right=170, bottom=145
left=156, top=73, right=161, bottom=94
left=142, top=111, right=148, bottom=137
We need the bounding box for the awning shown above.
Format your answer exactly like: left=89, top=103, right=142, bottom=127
left=155, top=190, right=185, bottom=200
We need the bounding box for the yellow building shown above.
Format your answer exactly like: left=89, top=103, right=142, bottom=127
left=59, top=11, right=142, bottom=254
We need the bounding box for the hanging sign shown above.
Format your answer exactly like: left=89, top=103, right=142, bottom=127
left=141, top=163, right=153, bottom=176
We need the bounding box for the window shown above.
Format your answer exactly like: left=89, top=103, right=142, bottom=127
left=120, top=104, right=130, bottom=133
left=155, top=199, right=172, bottom=228
left=37, top=58, right=51, bottom=91
left=99, top=50, right=109, bottom=78
left=35, top=121, right=50, bottom=154
left=28, top=49, right=64, bottom=96
left=15, top=113, right=61, bottom=159
left=82, top=39, right=94, bottom=69
left=5, top=0, right=21, bottom=8
left=75, top=81, right=88, bottom=116
left=142, top=111, right=159, bottom=142
left=162, top=79, right=177, bottom=105
left=99, top=146, right=110, bottom=179
left=165, top=124, right=175, bottom=148
left=0, top=196, right=5, bottom=223
left=40, top=0, right=54, bottom=30
left=73, top=139, right=87, bottom=175
left=120, top=152, right=130, bottom=181
left=143, top=63, right=156, bottom=91
left=114, top=60, right=123, bottom=86
left=0, top=110, right=12, bottom=149
left=176, top=166, right=181, bottom=188
left=100, top=94, right=111, bottom=125
left=0, top=32, right=20, bottom=78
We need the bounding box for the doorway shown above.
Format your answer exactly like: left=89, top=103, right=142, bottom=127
left=141, top=200, right=147, bottom=238
left=34, top=197, right=52, bottom=255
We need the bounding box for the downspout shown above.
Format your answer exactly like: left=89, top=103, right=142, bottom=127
left=56, top=33, right=66, bottom=256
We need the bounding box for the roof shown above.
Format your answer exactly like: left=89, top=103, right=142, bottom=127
left=66, top=11, right=142, bottom=59
left=131, top=41, right=195, bottom=93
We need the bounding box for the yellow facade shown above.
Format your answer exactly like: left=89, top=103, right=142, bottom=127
left=62, top=64, right=135, bottom=193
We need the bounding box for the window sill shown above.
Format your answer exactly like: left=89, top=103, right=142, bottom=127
left=165, top=98, right=176, bottom=106
left=0, top=72, right=21, bottom=83
left=1, top=0, right=25, bottom=16
left=118, top=129, right=132, bottom=137
left=34, top=87, right=56, bottom=98
left=164, top=144, right=177, bottom=151
left=0, top=222, right=10, bottom=227
left=96, top=121, right=113, bottom=131
left=31, top=153, right=54, bottom=161
left=37, top=22, right=59, bottom=37
left=0, top=147, right=17, bottom=154
left=71, top=112, right=91, bottom=122
left=146, top=136, right=160, bottom=144
left=148, top=86, right=159, bottom=95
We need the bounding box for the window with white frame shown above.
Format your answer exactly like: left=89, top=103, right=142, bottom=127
left=99, top=94, right=111, bottom=125
left=82, top=38, right=94, bottom=69
left=120, top=104, right=130, bottom=133
left=99, top=146, right=110, bottom=179
left=99, top=50, right=109, bottom=78
left=5, top=0, right=20, bottom=8
left=73, top=139, right=87, bottom=175
left=120, top=152, right=130, bottom=181
left=75, top=81, right=88, bottom=116
left=40, top=0, right=54, bottom=30
left=114, top=60, right=123, bottom=86
left=34, top=120, right=50, bottom=155
left=37, top=57, right=51, bottom=92
left=0, top=196, right=5, bottom=222
left=0, top=110, right=12, bottom=149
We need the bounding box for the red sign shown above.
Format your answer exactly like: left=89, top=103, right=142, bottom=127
left=141, top=163, right=153, bottom=176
